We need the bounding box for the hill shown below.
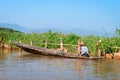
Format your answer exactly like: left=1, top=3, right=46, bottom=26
left=0, top=23, right=114, bottom=36
left=30, top=28, right=114, bottom=37
left=0, top=23, right=26, bottom=32
left=0, top=27, right=23, bottom=33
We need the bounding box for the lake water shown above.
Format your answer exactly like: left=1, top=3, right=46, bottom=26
left=0, top=49, right=120, bottom=80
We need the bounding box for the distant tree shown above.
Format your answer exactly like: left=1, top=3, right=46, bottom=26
left=116, top=28, right=120, bottom=36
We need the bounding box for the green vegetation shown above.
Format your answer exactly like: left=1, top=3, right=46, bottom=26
left=0, top=27, right=120, bottom=56
left=0, top=27, right=23, bottom=42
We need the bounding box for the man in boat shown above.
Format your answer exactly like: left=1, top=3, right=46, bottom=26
left=79, top=42, right=89, bottom=57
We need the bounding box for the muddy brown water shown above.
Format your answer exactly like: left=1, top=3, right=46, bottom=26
left=0, top=49, right=120, bottom=80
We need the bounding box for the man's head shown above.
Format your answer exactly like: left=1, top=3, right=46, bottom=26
left=79, top=42, right=85, bottom=46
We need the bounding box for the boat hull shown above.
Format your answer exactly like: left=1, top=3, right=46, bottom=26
left=13, top=42, right=102, bottom=60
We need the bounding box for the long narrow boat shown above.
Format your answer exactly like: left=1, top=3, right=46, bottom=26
left=13, top=42, right=102, bottom=60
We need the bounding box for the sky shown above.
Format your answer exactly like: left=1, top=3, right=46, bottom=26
left=0, top=0, right=120, bottom=33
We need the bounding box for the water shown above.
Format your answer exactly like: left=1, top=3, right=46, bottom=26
left=0, top=49, right=120, bottom=80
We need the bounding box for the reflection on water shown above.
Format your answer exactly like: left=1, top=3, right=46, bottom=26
left=0, top=48, right=120, bottom=80
left=93, top=59, right=120, bottom=80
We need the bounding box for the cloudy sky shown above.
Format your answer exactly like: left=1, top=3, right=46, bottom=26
left=0, top=0, right=120, bottom=33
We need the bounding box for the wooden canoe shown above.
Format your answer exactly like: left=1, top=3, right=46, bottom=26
left=13, top=42, right=102, bottom=60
